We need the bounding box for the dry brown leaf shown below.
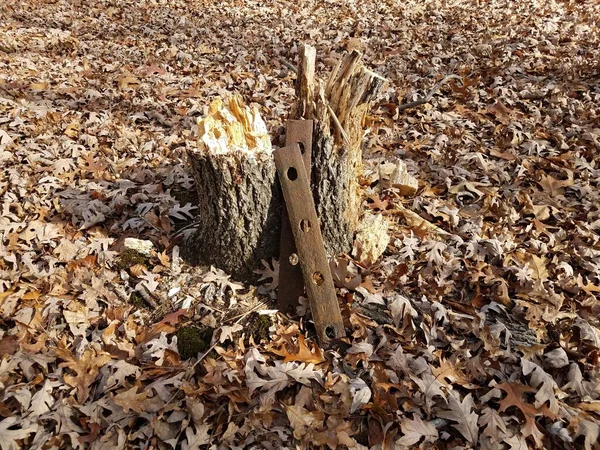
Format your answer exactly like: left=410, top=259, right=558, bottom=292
left=285, top=404, right=325, bottom=440
left=118, top=74, right=140, bottom=90
left=56, top=347, right=112, bottom=403
left=488, top=101, right=514, bottom=124
left=437, top=392, right=479, bottom=444
left=528, top=254, right=549, bottom=282
left=397, top=415, right=438, bottom=446
left=537, top=173, right=571, bottom=197
left=432, top=358, right=479, bottom=389
left=270, top=334, right=325, bottom=364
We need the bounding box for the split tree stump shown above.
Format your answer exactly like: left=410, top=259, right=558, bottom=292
left=183, top=45, right=386, bottom=281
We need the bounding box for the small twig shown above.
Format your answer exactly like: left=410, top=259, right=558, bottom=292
left=279, top=57, right=298, bottom=73
left=139, top=216, right=163, bottom=234
left=170, top=221, right=200, bottom=239
left=327, top=104, right=350, bottom=146
left=397, top=74, right=462, bottom=112
left=135, top=285, right=159, bottom=309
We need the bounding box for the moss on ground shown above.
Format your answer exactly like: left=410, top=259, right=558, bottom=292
left=129, top=291, right=148, bottom=309
left=246, top=313, right=273, bottom=344
left=117, top=249, right=150, bottom=270
left=175, top=326, right=214, bottom=360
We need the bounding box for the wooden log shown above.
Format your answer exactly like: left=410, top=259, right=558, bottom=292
left=310, top=47, right=387, bottom=255
left=183, top=48, right=386, bottom=282
left=182, top=96, right=282, bottom=281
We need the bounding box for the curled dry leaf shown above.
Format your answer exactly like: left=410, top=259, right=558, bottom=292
left=269, top=335, right=325, bottom=365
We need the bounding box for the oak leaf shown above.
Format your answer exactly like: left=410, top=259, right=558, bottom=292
left=537, top=173, right=571, bottom=197
left=488, top=100, right=514, bottom=124
left=528, top=254, right=549, bottom=282
left=521, top=359, right=560, bottom=413
left=496, top=381, right=555, bottom=446
left=285, top=404, right=325, bottom=440
left=182, top=424, right=211, bottom=450
left=254, top=258, right=279, bottom=290
left=56, top=347, right=112, bottom=403
left=432, top=358, right=479, bottom=389
left=270, top=335, right=325, bottom=364
left=0, top=417, right=38, bottom=450
left=479, top=406, right=508, bottom=442
left=437, top=392, right=479, bottom=444
left=28, top=380, right=54, bottom=417
left=396, top=415, right=438, bottom=446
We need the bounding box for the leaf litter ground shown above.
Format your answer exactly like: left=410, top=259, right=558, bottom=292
left=0, top=0, right=599, bottom=449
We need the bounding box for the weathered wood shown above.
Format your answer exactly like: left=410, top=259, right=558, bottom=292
left=278, top=120, right=313, bottom=313
left=183, top=49, right=387, bottom=283
left=274, top=143, right=345, bottom=345
left=183, top=96, right=281, bottom=280
left=308, top=48, right=388, bottom=255
left=293, top=45, right=316, bottom=120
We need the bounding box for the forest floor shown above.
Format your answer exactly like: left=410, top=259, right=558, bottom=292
left=1, top=0, right=600, bottom=449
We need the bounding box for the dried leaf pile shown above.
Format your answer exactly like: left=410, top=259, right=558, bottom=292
left=1, top=0, right=599, bottom=448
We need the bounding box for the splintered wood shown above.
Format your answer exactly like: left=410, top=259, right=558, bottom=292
left=379, top=160, right=419, bottom=196
left=184, top=95, right=281, bottom=280
left=304, top=45, right=388, bottom=256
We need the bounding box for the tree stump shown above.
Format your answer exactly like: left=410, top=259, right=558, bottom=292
left=182, top=96, right=282, bottom=281
left=308, top=49, right=387, bottom=255
left=183, top=46, right=386, bottom=281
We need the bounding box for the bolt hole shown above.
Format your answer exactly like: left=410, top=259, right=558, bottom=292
left=325, top=326, right=336, bottom=339
left=312, top=271, right=324, bottom=286
left=287, top=167, right=298, bottom=181
left=299, top=219, right=311, bottom=232
left=298, top=142, right=305, bottom=154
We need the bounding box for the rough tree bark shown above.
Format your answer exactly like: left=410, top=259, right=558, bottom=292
left=308, top=49, right=387, bottom=255
left=182, top=96, right=282, bottom=280
left=183, top=46, right=386, bottom=281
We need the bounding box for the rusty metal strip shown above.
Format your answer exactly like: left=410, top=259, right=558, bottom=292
left=278, top=120, right=313, bottom=314
left=274, top=143, right=345, bottom=346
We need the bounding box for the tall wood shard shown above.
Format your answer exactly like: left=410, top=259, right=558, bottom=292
left=308, top=46, right=387, bottom=255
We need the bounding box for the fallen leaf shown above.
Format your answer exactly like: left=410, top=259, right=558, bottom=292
left=396, top=415, right=438, bottom=446
left=437, top=392, right=479, bottom=444
left=270, top=334, right=325, bottom=364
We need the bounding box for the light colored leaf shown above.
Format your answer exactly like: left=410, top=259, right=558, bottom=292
left=436, top=392, right=479, bottom=444
left=0, top=417, right=37, bottom=450
left=396, top=415, right=438, bottom=446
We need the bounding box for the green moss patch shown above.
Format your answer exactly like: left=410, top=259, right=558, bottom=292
left=175, top=326, right=214, bottom=360
left=117, top=249, right=150, bottom=270
left=129, top=291, right=148, bottom=309
left=246, top=313, right=273, bottom=344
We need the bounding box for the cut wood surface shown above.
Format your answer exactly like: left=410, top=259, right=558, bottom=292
left=183, top=96, right=281, bottom=280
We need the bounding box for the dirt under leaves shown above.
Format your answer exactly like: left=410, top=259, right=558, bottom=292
left=1, top=0, right=599, bottom=449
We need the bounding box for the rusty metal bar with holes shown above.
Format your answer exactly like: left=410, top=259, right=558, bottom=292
left=274, top=143, right=345, bottom=346
left=278, top=120, right=313, bottom=314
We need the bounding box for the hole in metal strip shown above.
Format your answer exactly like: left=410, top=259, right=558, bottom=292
left=325, top=326, right=336, bottom=339
left=287, top=167, right=298, bottom=181
left=312, top=271, right=324, bottom=286
left=299, top=219, right=311, bottom=232
left=298, top=142, right=305, bottom=154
